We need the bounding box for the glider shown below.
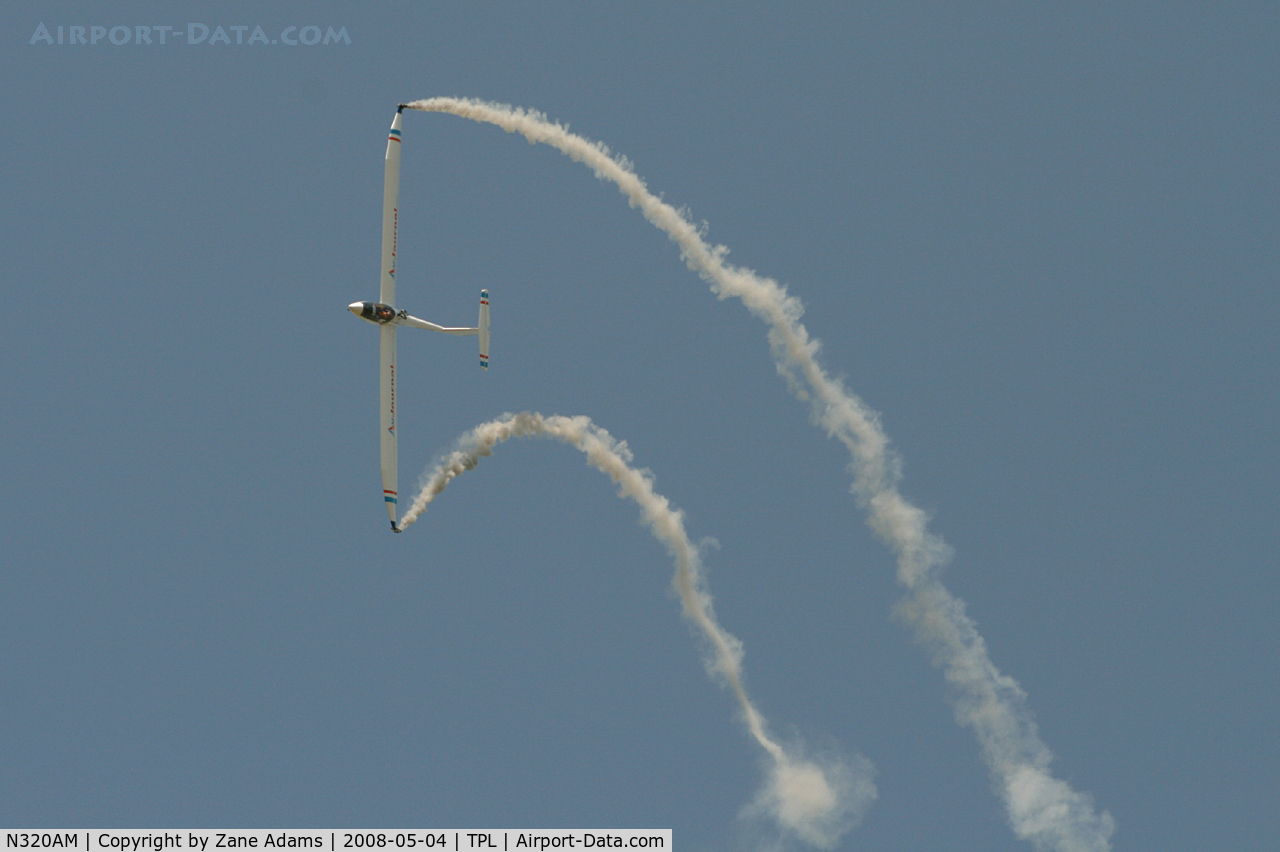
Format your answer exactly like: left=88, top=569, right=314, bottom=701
left=349, top=106, right=490, bottom=532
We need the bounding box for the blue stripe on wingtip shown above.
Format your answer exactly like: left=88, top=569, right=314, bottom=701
left=385, top=496, right=398, bottom=504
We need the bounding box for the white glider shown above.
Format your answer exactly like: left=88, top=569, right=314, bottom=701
left=349, top=106, right=490, bottom=532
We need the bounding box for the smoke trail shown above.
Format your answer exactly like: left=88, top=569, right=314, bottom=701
left=400, top=412, right=877, bottom=848
left=402, top=97, right=1116, bottom=850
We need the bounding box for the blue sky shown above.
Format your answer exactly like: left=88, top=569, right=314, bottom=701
left=3, top=3, right=1277, bottom=850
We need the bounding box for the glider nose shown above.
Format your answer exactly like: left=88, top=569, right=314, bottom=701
left=348, top=302, right=364, bottom=316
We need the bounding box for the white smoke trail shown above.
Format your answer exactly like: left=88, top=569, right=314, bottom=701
left=402, top=97, right=1116, bottom=850
left=400, top=412, right=877, bottom=848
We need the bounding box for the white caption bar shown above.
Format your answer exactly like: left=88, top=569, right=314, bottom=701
left=2, top=832, right=671, bottom=852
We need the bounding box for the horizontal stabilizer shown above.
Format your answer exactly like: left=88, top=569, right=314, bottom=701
left=478, top=290, right=490, bottom=370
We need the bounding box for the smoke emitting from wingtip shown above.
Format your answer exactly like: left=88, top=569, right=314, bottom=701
left=400, top=412, right=876, bottom=848
left=399, top=97, right=1115, bottom=850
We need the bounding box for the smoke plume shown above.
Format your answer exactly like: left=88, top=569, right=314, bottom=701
left=401, top=97, right=1115, bottom=850
left=400, top=412, right=877, bottom=848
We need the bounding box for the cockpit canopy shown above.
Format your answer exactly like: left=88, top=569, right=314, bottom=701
left=351, top=301, right=397, bottom=324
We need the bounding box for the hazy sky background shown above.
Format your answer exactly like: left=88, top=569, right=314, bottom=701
left=3, top=3, right=1277, bottom=850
